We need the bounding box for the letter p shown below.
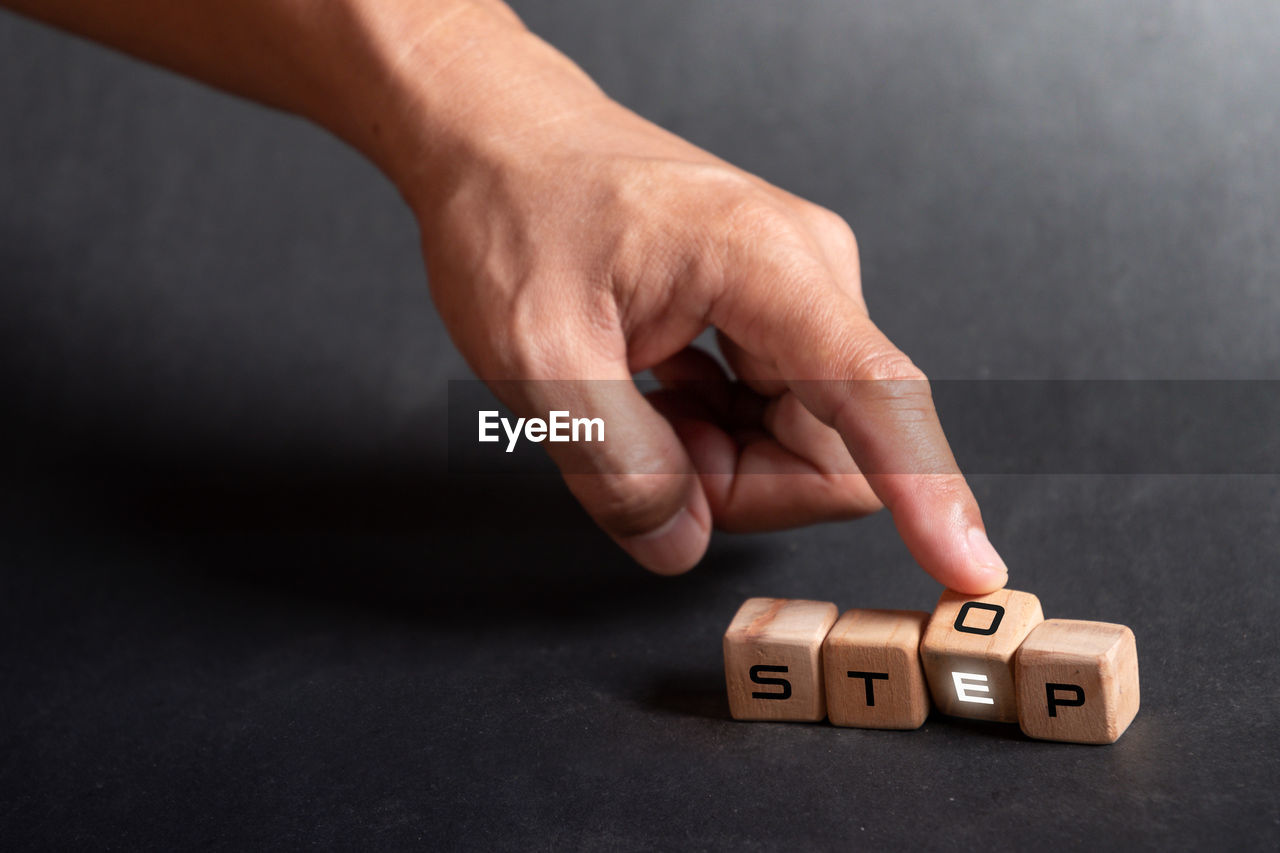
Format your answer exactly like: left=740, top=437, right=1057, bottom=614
left=1045, top=682, right=1085, bottom=717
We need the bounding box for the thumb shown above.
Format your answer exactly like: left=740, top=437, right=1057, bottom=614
left=490, top=373, right=712, bottom=575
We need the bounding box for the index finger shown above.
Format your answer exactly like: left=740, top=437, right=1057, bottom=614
left=718, top=276, right=1009, bottom=594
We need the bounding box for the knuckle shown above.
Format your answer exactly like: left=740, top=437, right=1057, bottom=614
left=725, top=197, right=810, bottom=253
left=723, top=201, right=833, bottom=300
left=810, top=206, right=860, bottom=258
left=853, top=346, right=929, bottom=385
left=496, top=289, right=605, bottom=380
left=582, top=472, right=687, bottom=538
left=840, top=220, right=860, bottom=258
left=498, top=298, right=558, bottom=378
left=906, top=473, right=974, bottom=507
left=829, top=345, right=936, bottom=435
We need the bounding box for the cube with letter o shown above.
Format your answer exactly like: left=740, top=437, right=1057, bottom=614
left=919, top=589, right=1044, bottom=723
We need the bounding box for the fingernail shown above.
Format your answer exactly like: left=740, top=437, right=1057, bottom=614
left=967, top=526, right=1010, bottom=584
left=623, top=506, right=707, bottom=576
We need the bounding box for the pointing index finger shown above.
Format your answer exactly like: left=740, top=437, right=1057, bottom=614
left=729, top=279, right=1009, bottom=594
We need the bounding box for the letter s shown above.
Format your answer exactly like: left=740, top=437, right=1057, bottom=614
left=749, top=665, right=792, bottom=700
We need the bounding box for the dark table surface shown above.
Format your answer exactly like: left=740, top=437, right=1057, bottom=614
left=3, top=2, right=1278, bottom=849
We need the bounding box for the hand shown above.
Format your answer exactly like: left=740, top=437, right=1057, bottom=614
left=392, top=14, right=1009, bottom=593
left=7, top=0, right=1009, bottom=591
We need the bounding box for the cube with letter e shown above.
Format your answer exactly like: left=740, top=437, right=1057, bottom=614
left=723, top=597, right=838, bottom=721
left=919, top=589, right=1044, bottom=723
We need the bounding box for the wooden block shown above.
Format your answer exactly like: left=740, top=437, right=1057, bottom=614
left=822, top=609, right=931, bottom=729
left=723, top=597, right=839, bottom=722
left=920, top=588, right=1044, bottom=723
left=1015, top=619, right=1140, bottom=744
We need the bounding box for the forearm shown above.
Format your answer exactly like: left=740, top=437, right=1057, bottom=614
left=2, top=0, right=604, bottom=206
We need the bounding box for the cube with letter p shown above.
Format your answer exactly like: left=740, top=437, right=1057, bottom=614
left=1015, top=619, right=1140, bottom=744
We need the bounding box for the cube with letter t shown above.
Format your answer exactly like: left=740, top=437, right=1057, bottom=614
left=723, top=598, right=838, bottom=721
left=1015, top=619, right=1140, bottom=744
left=920, top=589, right=1044, bottom=723
left=822, top=609, right=932, bottom=729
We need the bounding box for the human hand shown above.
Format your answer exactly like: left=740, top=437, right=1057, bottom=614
left=1, top=0, right=1008, bottom=591
left=375, top=9, right=1008, bottom=593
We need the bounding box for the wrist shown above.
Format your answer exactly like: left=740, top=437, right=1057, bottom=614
left=316, top=0, right=607, bottom=218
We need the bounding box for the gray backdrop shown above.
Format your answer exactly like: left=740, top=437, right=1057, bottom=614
left=2, top=1, right=1277, bottom=850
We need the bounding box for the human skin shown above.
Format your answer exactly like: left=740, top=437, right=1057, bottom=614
left=4, top=0, right=1009, bottom=592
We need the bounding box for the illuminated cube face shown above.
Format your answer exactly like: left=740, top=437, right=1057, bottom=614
left=919, top=589, right=1044, bottom=723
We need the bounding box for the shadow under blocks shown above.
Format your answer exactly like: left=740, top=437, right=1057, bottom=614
left=722, top=591, right=1140, bottom=744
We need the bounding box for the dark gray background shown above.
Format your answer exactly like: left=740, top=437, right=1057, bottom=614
left=2, top=1, right=1278, bottom=849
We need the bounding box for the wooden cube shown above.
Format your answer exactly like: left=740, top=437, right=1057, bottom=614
left=1015, top=619, right=1140, bottom=744
left=920, top=588, right=1044, bottom=723
left=822, top=609, right=931, bottom=729
left=723, top=597, right=839, bottom=722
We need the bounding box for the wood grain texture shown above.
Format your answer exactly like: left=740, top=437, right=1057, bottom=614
left=822, top=609, right=931, bottom=729
left=920, top=588, right=1044, bottom=723
left=723, top=597, right=838, bottom=722
left=1015, top=619, right=1140, bottom=744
